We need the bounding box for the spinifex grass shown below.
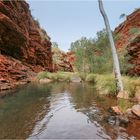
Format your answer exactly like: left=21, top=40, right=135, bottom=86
left=37, top=72, right=140, bottom=98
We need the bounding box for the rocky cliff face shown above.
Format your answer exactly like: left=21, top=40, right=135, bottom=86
left=52, top=47, right=74, bottom=72
left=114, top=9, right=140, bottom=75
left=0, top=1, right=53, bottom=90
left=127, top=34, right=140, bottom=75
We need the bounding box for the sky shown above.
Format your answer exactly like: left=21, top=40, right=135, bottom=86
left=28, top=0, right=140, bottom=51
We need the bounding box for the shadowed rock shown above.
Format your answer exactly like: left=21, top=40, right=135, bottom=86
left=0, top=1, right=53, bottom=91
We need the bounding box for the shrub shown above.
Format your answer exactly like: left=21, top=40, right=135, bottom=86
left=129, top=27, right=140, bottom=35
left=56, top=72, right=71, bottom=82
left=122, top=76, right=140, bottom=97
left=37, top=71, right=49, bottom=80
left=37, top=72, right=140, bottom=98
left=94, top=74, right=116, bottom=95
left=78, top=72, right=87, bottom=81
left=118, top=48, right=133, bottom=75
left=114, top=33, right=122, bottom=41
left=86, top=74, right=96, bottom=83
left=94, top=74, right=140, bottom=96
left=37, top=72, right=58, bottom=81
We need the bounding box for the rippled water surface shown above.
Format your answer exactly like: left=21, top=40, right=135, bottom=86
left=0, top=82, right=138, bottom=139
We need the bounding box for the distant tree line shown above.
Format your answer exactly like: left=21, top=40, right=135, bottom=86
left=69, top=29, right=130, bottom=74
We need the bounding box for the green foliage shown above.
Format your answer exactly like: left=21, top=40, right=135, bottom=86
left=113, top=33, right=122, bottom=41
left=122, top=76, right=140, bottom=97
left=70, top=29, right=113, bottom=74
left=37, top=72, right=140, bottom=97
left=52, top=42, right=59, bottom=48
left=85, top=74, right=95, bottom=83
left=93, top=74, right=140, bottom=96
left=94, top=74, right=116, bottom=95
left=129, top=27, right=140, bottom=35
left=37, top=71, right=73, bottom=82
left=78, top=73, right=87, bottom=81
left=118, top=99, right=132, bottom=112
left=118, top=48, right=133, bottom=75
left=56, top=72, right=71, bottom=81
left=70, top=28, right=133, bottom=75
left=51, top=42, right=63, bottom=65
left=37, top=71, right=49, bottom=80
left=37, top=71, right=58, bottom=81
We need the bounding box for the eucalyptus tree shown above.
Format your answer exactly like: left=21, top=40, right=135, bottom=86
left=98, top=0, right=124, bottom=92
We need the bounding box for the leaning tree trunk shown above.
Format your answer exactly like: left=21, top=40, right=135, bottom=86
left=98, top=0, right=124, bottom=92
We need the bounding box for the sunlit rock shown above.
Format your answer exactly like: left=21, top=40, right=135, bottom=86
left=39, top=78, right=52, bottom=84
left=111, top=106, right=123, bottom=115
left=117, top=91, right=129, bottom=99
left=132, top=104, right=140, bottom=118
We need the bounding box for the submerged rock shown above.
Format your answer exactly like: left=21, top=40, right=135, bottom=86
left=106, top=116, right=118, bottom=125
left=106, top=115, right=129, bottom=127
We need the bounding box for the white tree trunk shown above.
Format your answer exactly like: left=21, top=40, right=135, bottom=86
left=98, top=0, right=124, bottom=92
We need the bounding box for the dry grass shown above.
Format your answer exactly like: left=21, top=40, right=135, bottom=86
left=93, top=74, right=140, bottom=97
left=37, top=72, right=140, bottom=97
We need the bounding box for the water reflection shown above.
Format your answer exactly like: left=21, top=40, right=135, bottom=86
left=0, top=82, right=136, bottom=139
left=0, top=83, right=52, bottom=139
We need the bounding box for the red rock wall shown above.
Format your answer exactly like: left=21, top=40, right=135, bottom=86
left=52, top=48, right=74, bottom=72
left=114, top=9, right=140, bottom=75
left=127, top=35, right=140, bottom=75
left=0, top=1, right=53, bottom=90
left=114, top=9, right=140, bottom=49
left=56, top=51, right=74, bottom=72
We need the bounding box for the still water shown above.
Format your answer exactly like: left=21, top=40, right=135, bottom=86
left=0, top=82, right=138, bottom=139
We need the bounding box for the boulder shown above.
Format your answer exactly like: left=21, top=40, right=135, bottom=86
left=125, top=108, right=138, bottom=119
left=70, top=75, right=81, bottom=83
left=132, top=104, right=140, bottom=118
left=111, top=106, right=123, bottom=115
left=39, top=78, right=52, bottom=84
left=117, top=91, right=129, bottom=99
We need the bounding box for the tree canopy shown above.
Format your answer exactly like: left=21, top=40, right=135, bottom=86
left=69, top=29, right=113, bottom=73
